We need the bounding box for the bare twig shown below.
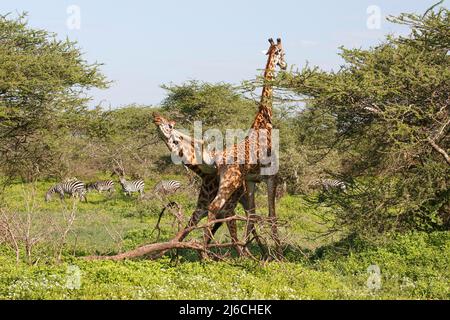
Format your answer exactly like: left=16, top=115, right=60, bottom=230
left=56, top=202, right=77, bottom=262
left=427, top=137, right=450, bottom=165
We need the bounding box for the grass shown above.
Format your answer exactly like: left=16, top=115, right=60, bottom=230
left=0, top=178, right=448, bottom=300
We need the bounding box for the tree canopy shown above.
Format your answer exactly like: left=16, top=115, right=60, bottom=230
left=278, top=7, right=449, bottom=235
left=161, top=81, right=256, bottom=130
left=0, top=13, right=107, bottom=180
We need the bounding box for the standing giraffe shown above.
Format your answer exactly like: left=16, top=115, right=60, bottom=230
left=153, top=38, right=286, bottom=257
left=202, top=38, right=286, bottom=257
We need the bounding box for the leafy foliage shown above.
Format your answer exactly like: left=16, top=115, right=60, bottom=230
left=0, top=230, right=447, bottom=299
left=278, top=7, right=450, bottom=236
left=0, top=13, right=107, bottom=181
left=161, top=81, right=256, bottom=130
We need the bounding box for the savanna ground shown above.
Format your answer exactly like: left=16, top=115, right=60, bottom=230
left=0, top=178, right=448, bottom=300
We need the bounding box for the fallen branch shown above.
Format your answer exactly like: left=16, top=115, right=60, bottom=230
left=84, top=215, right=255, bottom=261
left=85, top=240, right=203, bottom=261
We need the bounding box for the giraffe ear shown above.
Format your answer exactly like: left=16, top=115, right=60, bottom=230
left=261, top=50, right=268, bottom=55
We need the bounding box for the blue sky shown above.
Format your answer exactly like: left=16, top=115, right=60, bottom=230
left=1, top=0, right=439, bottom=107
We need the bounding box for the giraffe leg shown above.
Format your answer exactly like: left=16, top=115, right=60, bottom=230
left=203, top=216, right=243, bottom=258
left=241, top=181, right=268, bottom=257
left=238, top=193, right=254, bottom=257
left=203, top=166, right=243, bottom=257
left=203, top=185, right=245, bottom=257
left=244, top=181, right=256, bottom=242
left=267, top=175, right=282, bottom=259
left=226, top=218, right=244, bottom=257
left=176, top=175, right=218, bottom=243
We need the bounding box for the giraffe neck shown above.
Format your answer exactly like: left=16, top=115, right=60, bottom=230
left=166, top=128, right=217, bottom=172
left=251, top=52, right=277, bottom=130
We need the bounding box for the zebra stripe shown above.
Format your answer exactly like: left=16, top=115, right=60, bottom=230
left=46, top=180, right=87, bottom=202
left=154, top=180, right=182, bottom=196
left=118, top=177, right=145, bottom=196
left=86, top=180, right=115, bottom=193
left=311, top=179, right=347, bottom=191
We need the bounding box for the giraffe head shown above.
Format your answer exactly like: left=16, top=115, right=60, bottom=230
left=267, top=38, right=287, bottom=70
left=152, top=112, right=187, bottom=158
left=153, top=112, right=176, bottom=142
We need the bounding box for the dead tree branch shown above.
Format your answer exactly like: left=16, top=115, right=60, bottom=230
left=84, top=215, right=266, bottom=261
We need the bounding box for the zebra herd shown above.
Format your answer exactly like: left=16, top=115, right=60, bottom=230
left=45, top=176, right=345, bottom=202
left=45, top=177, right=182, bottom=202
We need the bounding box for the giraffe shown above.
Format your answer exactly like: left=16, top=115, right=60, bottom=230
left=202, top=37, right=286, bottom=257
left=153, top=114, right=273, bottom=252
left=153, top=38, right=286, bottom=257
left=153, top=114, right=255, bottom=257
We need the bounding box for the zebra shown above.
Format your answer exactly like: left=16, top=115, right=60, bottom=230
left=45, top=180, right=87, bottom=202
left=153, top=180, right=182, bottom=196
left=118, top=176, right=145, bottom=197
left=86, top=180, right=115, bottom=193
left=310, top=179, right=347, bottom=192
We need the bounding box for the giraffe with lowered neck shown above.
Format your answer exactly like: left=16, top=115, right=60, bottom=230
left=153, top=114, right=256, bottom=257
left=153, top=38, right=286, bottom=257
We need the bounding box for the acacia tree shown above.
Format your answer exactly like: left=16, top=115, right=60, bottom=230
left=161, top=81, right=256, bottom=130
left=0, top=14, right=107, bottom=181
left=280, top=7, right=449, bottom=236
